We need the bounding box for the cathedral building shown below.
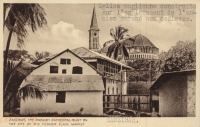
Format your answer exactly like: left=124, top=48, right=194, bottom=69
left=101, top=35, right=159, bottom=62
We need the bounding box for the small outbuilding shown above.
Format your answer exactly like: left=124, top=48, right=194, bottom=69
left=149, top=70, right=196, bottom=117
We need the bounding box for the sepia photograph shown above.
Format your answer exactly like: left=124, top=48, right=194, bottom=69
left=1, top=1, right=200, bottom=127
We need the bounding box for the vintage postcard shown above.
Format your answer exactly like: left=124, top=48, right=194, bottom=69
left=1, top=0, right=200, bottom=127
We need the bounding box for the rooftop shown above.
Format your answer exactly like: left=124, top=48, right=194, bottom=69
left=149, top=69, right=196, bottom=90
left=72, top=47, right=133, bottom=69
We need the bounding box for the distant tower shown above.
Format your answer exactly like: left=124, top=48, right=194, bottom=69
left=89, top=5, right=99, bottom=52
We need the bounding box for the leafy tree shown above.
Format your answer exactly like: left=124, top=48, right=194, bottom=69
left=4, top=50, right=29, bottom=61
left=28, top=51, right=52, bottom=63
left=160, top=40, right=196, bottom=72
left=103, top=25, right=130, bottom=61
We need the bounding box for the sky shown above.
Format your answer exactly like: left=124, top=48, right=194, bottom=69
left=3, top=3, right=196, bottom=55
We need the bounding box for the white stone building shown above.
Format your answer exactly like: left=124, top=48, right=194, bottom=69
left=20, top=49, right=104, bottom=115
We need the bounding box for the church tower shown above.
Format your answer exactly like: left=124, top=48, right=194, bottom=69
left=89, top=5, right=99, bottom=52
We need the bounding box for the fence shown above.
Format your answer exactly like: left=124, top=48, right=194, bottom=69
left=103, top=94, right=155, bottom=113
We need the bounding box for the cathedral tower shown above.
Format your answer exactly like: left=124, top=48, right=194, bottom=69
left=89, top=6, right=99, bottom=52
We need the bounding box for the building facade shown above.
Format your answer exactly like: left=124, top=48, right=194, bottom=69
left=20, top=49, right=104, bottom=115
left=72, top=47, right=132, bottom=95
left=102, top=34, right=159, bottom=62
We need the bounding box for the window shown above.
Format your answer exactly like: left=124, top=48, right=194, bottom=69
left=116, top=87, right=118, bottom=94
left=60, top=59, right=66, bottom=64
left=67, top=59, right=71, bottom=64
left=60, top=59, right=71, bottom=64
left=72, top=66, right=82, bottom=74
left=112, top=87, right=114, bottom=94
left=56, top=92, right=66, bottom=103
left=62, top=69, right=67, bottom=74
left=50, top=66, right=58, bottom=73
left=108, top=87, right=110, bottom=94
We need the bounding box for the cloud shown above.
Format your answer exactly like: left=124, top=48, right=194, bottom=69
left=23, top=21, right=88, bottom=55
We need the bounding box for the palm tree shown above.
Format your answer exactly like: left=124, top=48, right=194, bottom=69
left=4, top=60, right=44, bottom=112
left=4, top=3, right=47, bottom=71
left=103, top=25, right=129, bottom=61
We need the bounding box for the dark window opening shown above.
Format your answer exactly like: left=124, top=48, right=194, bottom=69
left=72, top=66, right=82, bottom=74
left=60, top=59, right=71, bottom=65
left=67, top=59, right=71, bottom=64
left=60, top=59, right=66, bottom=64
left=50, top=66, right=58, bottom=73
left=62, top=69, right=67, bottom=74
left=56, top=92, right=66, bottom=103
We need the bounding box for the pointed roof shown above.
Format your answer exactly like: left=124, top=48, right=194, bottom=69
left=32, top=49, right=103, bottom=76
left=90, top=6, right=99, bottom=30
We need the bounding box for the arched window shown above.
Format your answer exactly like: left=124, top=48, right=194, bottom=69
left=62, top=69, right=67, bottom=74
left=112, top=87, right=114, bottom=94
left=72, top=66, right=82, bottom=74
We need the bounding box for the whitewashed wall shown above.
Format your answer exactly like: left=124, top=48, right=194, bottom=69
left=31, top=51, right=99, bottom=75
left=106, top=79, right=127, bottom=95
left=20, top=91, right=103, bottom=115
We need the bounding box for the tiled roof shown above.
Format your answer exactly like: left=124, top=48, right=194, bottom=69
left=125, top=34, right=157, bottom=47
left=21, top=75, right=104, bottom=91
left=72, top=47, right=132, bottom=69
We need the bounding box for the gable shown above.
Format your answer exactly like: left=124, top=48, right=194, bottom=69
left=30, top=50, right=100, bottom=75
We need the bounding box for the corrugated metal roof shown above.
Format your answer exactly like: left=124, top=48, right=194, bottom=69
left=21, top=75, right=104, bottom=91
left=72, top=47, right=132, bottom=69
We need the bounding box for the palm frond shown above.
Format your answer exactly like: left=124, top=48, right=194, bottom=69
left=4, top=4, right=47, bottom=49
left=106, top=25, right=129, bottom=61
left=122, top=44, right=129, bottom=58
left=18, top=84, right=45, bottom=101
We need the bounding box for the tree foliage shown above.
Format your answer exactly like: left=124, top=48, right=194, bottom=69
left=28, top=51, right=52, bottom=63
left=3, top=60, right=44, bottom=112
left=4, top=50, right=29, bottom=61
left=103, top=25, right=130, bottom=61
left=4, top=3, right=47, bottom=73
left=160, top=40, right=196, bottom=72
left=4, top=4, right=47, bottom=48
